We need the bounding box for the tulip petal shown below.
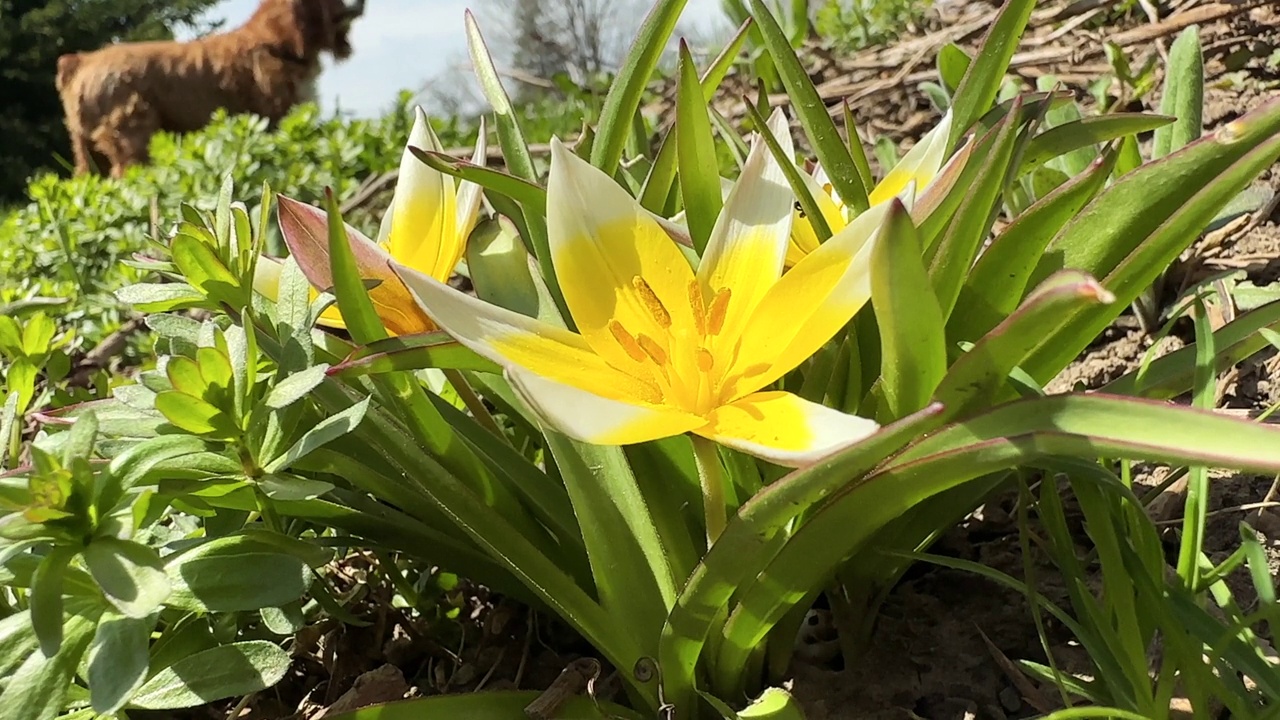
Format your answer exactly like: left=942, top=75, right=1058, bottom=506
left=869, top=109, right=953, bottom=207
left=910, top=134, right=974, bottom=224
left=252, top=255, right=343, bottom=327
left=506, top=366, right=705, bottom=445
left=786, top=166, right=848, bottom=266
left=455, top=116, right=488, bottom=248
left=727, top=201, right=894, bottom=398
left=697, top=108, right=793, bottom=350
left=388, top=107, right=460, bottom=280
left=700, top=390, right=880, bottom=467
left=277, top=196, right=434, bottom=336
left=393, top=260, right=663, bottom=405
left=546, top=139, right=698, bottom=374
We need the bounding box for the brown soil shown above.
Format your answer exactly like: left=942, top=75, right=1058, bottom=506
left=197, top=1, right=1280, bottom=718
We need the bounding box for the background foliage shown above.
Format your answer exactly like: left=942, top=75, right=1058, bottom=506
left=0, top=0, right=225, bottom=202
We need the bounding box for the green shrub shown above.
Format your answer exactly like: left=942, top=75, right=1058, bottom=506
left=0, top=95, right=478, bottom=351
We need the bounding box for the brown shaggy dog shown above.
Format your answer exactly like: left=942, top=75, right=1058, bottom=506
left=56, top=0, right=366, bottom=178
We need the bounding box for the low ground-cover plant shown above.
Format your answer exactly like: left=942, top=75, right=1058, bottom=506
left=8, top=1, right=1280, bottom=719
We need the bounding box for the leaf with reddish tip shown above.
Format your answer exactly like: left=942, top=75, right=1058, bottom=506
left=276, top=195, right=434, bottom=337
left=951, top=145, right=1118, bottom=343
left=934, top=270, right=1114, bottom=420
left=1023, top=99, right=1280, bottom=380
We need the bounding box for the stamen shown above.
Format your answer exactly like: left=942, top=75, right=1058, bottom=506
left=707, top=288, right=732, bottom=336
left=632, top=276, right=671, bottom=328
left=688, top=280, right=707, bottom=336
left=609, top=321, right=647, bottom=363
left=696, top=348, right=714, bottom=372
left=637, top=334, right=668, bottom=365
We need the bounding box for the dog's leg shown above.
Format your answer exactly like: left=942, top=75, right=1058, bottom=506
left=97, top=96, right=160, bottom=177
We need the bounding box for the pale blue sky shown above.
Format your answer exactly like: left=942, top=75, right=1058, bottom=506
left=185, top=0, right=731, bottom=119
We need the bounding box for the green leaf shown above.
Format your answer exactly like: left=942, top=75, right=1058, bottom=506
left=0, top=611, right=38, bottom=677
left=744, top=103, right=832, bottom=242
left=87, top=613, right=151, bottom=714
left=324, top=691, right=644, bottom=720
left=926, top=98, right=1022, bottom=320
left=329, top=335, right=501, bottom=378
left=0, top=611, right=97, bottom=720
left=591, top=0, right=689, bottom=176
left=676, top=40, right=722, bottom=253
left=60, top=411, right=98, bottom=467
left=274, top=256, right=316, bottom=373
left=166, top=549, right=310, bottom=613
left=129, top=641, right=291, bottom=710
left=1101, top=298, right=1280, bottom=398
left=639, top=19, right=752, bottom=214
left=935, top=271, right=1114, bottom=420
left=83, top=538, right=170, bottom=619
left=409, top=148, right=545, bottom=210
left=321, top=190, right=387, bottom=345
left=31, top=548, right=74, bottom=657
left=871, top=202, right=946, bottom=419
left=465, top=12, right=534, bottom=183
left=660, top=404, right=947, bottom=713
left=543, top=432, right=674, bottom=644
left=195, top=346, right=234, bottom=392
left=937, top=43, right=971, bottom=94
left=154, top=391, right=235, bottom=438
left=1153, top=25, right=1204, bottom=159
left=716, top=393, right=1280, bottom=689
left=749, top=0, right=868, bottom=213
left=264, top=396, right=369, bottom=474
left=1021, top=114, right=1174, bottom=171
left=165, top=356, right=206, bottom=398
left=258, top=474, right=334, bottom=501
left=1024, top=97, right=1280, bottom=380
left=950, top=146, right=1118, bottom=342
left=466, top=216, right=542, bottom=318
left=170, top=235, right=243, bottom=307
left=259, top=602, right=305, bottom=636
left=264, top=364, right=329, bottom=409
left=20, top=314, right=55, bottom=357
left=947, top=0, right=1035, bottom=147
left=113, top=283, right=207, bottom=314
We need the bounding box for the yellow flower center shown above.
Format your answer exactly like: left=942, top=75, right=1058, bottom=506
left=607, top=276, right=736, bottom=415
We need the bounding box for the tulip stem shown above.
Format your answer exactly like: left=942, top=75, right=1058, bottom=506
left=691, top=435, right=727, bottom=547
left=443, top=369, right=505, bottom=441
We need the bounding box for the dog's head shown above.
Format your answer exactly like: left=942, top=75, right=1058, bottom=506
left=289, top=0, right=365, bottom=61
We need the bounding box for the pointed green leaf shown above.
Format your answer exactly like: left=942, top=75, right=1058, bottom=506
left=1153, top=26, right=1204, bottom=159
left=409, top=148, right=546, bottom=210
left=937, top=43, right=971, bottom=94
left=871, top=202, right=946, bottom=419
left=87, top=613, right=151, bottom=714
left=31, top=548, right=74, bottom=657
left=264, top=396, right=369, bottom=474
left=591, top=0, right=689, bottom=176
left=328, top=334, right=500, bottom=378
left=113, top=283, right=207, bottom=313
left=263, top=364, right=329, bottom=409
left=83, top=538, right=171, bottom=619
left=935, top=271, right=1115, bottom=419
left=1022, top=114, right=1174, bottom=171
left=166, top=548, right=310, bottom=613
left=951, top=146, right=1118, bottom=341
left=130, top=641, right=291, bottom=710
left=749, top=0, right=868, bottom=213
left=0, top=611, right=96, bottom=720
left=170, top=235, right=243, bottom=307
left=677, top=41, right=722, bottom=253
left=947, top=0, right=1035, bottom=147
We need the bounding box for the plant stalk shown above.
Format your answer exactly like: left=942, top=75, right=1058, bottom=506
left=691, top=434, right=727, bottom=547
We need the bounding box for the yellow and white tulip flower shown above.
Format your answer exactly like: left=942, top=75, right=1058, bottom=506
left=392, top=109, right=890, bottom=468
left=787, top=110, right=969, bottom=266
left=254, top=106, right=486, bottom=336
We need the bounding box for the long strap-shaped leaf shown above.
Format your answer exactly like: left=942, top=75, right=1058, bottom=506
left=658, top=405, right=947, bottom=716
left=1022, top=99, right=1280, bottom=381
left=714, top=393, right=1280, bottom=686
left=947, top=0, right=1036, bottom=149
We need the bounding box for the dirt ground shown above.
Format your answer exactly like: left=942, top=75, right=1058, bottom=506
left=175, top=1, right=1280, bottom=718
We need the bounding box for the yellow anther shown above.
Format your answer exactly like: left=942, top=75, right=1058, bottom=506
left=696, top=348, right=714, bottom=372
left=609, top=321, right=648, bottom=363
left=632, top=276, right=671, bottom=328
left=707, top=287, right=731, bottom=336
left=637, top=334, right=668, bottom=365
left=688, top=280, right=707, bottom=336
